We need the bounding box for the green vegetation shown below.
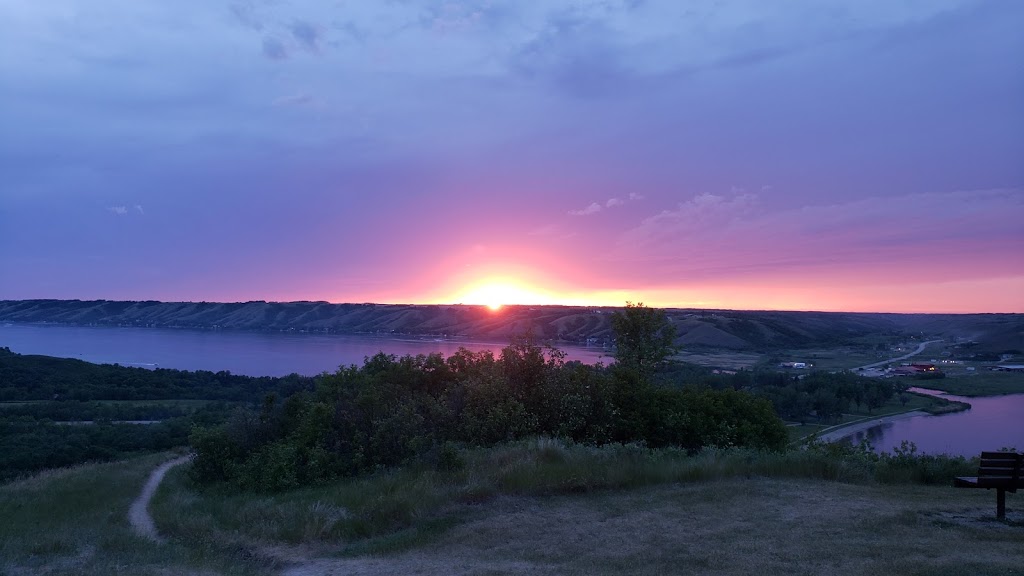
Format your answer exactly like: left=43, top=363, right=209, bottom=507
left=784, top=391, right=966, bottom=442
left=0, top=452, right=261, bottom=576
left=914, top=371, right=1024, bottom=397
left=149, top=438, right=1015, bottom=574
left=3, top=306, right=1022, bottom=574
left=0, top=346, right=312, bottom=401
left=610, top=301, right=677, bottom=380
left=0, top=347, right=313, bottom=480
left=0, top=418, right=193, bottom=482
left=188, top=332, right=787, bottom=491
left=5, top=441, right=1019, bottom=575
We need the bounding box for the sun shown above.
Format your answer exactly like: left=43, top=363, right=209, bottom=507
left=457, top=280, right=553, bottom=310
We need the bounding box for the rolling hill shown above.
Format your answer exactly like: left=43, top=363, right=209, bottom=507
left=0, top=299, right=1021, bottom=353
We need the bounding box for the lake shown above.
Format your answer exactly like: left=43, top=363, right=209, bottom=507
left=839, top=387, right=1024, bottom=457
left=4, top=323, right=1020, bottom=456
left=0, top=323, right=610, bottom=377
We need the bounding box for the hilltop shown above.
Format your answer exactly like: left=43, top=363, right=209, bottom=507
left=3, top=445, right=1022, bottom=576
left=1, top=299, right=1021, bottom=353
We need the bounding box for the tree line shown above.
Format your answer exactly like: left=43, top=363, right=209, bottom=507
left=189, top=304, right=789, bottom=491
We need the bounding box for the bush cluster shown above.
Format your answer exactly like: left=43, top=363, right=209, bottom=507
left=190, top=336, right=788, bottom=491
left=798, top=438, right=977, bottom=485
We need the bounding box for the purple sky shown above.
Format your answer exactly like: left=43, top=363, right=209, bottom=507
left=1, top=1, right=1022, bottom=312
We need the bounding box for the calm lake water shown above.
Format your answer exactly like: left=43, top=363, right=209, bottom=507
left=0, top=323, right=610, bottom=377
left=841, top=387, right=1024, bottom=457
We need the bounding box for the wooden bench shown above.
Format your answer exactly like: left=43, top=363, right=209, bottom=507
left=954, top=451, right=1023, bottom=519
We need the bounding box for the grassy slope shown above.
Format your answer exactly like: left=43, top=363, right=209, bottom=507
left=153, top=440, right=1020, bottom=575
left=0, top=452, right=262, bottom=576
left=283, top=480, right=1024, bottom=576
left=5, top=443, right=1022, bottom=576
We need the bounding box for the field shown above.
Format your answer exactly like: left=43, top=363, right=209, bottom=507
left=914, top=371, right=1024, bottom=397
left=3, top=444, right=1023, bottom=575
left=277, top=480, right=1023, bottom=576
left=673, top=350, right=763, bottom=370
left=0, top=451, right=248, bottom=576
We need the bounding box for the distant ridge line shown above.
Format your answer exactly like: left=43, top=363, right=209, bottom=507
left=1, top=299, right=1020, bottom=352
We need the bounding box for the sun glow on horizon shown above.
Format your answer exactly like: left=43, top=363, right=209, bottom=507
left=454, top=279, right=557, bottom=310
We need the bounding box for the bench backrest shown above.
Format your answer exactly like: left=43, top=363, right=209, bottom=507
left=978, top=451, right=1023, bottom=484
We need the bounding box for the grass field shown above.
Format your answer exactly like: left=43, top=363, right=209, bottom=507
left=4, top=440, right=1022, bottom=575
left=0, top=451, right=258, bottom=576
left=915, top=371, right=1024, bottom=397
left=278, top=479, right=1024, bottom=576
left=673, top=351, right=763, bottom=370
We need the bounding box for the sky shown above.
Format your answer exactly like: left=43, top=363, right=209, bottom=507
left=1, top=0, right=1022, bottom=313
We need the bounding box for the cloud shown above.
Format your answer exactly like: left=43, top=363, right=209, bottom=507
left=568, top=202, right=602, bottom=216
left=272, top=93, right=314, bottom=107
left=229, top=2, right=263, bottom=31
left=262, top=37, right=288, bottom=60
left=134, top=205, right=144, bottom=215
left=290, top=20, right=321, bottom=52
left=572, top=193, right=644, bottom=216
left=629, top=193, right=645, bottom=201
left=612, top=188, right=1024, bottom=283
left=619, top=191, right=759, bottom=246
left=108, top=206, right=128, bottom=215
left=508, top=11, right=637, bottom=99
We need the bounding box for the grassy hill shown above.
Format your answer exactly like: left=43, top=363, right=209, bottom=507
left=3, top=299, right=1022, bottom=353
left=3, top=443, right=1022, bottom=576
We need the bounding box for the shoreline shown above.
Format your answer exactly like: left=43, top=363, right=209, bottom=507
left=815, top=410, right=929, bottom=443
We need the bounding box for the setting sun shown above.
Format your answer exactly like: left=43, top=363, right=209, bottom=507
left=456, top=280, right=555, bottom=310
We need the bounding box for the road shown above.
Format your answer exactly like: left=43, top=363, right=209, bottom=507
left=854, top=340, right=943, bottom=371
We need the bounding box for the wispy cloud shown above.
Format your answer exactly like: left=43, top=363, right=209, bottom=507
left=108, top=206, right=128, bottom=216
left=262, top=37, right=288, bottom=60
left=571, top=193, right=644, bottom=216
left=272, top=93, right=314, bottom=107
left=612, top=188, right=1024, bottom=283
left=229, top=2, right=263, bottom=31
left=568, top=202, right=603, bottom=216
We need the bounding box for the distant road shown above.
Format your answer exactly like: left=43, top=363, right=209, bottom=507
left=854, top=340, right=943, bottom=371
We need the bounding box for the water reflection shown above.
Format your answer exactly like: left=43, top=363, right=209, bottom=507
left=841, top=388, right=1024, bottom=457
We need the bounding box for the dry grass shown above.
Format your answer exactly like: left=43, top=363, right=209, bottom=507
left=283, top=479, right=1024, bottom=576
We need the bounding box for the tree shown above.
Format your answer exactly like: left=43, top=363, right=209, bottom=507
left=610, top=302, right=677, bottom=383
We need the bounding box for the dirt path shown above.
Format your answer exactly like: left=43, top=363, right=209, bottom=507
left=129, top=455, right=191, bottom=542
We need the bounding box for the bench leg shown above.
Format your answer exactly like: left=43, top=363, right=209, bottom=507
left=996, top=488, right=1005, bottom=520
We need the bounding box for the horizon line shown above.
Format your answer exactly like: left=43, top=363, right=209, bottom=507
left=0, top=297, right=1021, bottom=316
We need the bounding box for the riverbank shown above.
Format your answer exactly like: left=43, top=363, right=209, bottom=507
left=815, top=411, right=928, bottom=443
left=787, top=388, right=970, bottom=445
